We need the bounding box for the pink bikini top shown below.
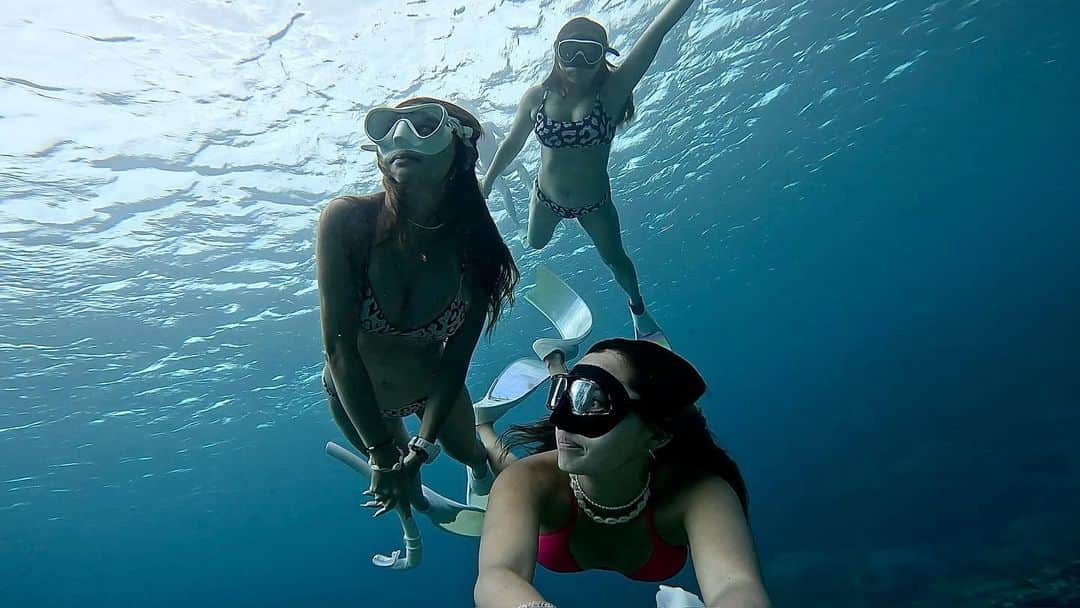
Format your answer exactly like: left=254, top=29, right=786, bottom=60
left=536, top=495, right=688, bottom=582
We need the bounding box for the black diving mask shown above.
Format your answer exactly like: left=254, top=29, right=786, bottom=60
left=546, top=364, right=644, bottom=438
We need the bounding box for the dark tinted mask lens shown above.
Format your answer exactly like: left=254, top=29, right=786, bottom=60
left=548, top=365, right=634, bottom=437
left=365, top=109, right=397, bottom=140
left=365, top=106, right=444, bottom=140
left=408, top=108, right=443, bottom=137
left=548, top=374, right=625, bottom=437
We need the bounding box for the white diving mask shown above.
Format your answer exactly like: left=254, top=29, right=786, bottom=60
left=361, top=103, right=475, bottom=158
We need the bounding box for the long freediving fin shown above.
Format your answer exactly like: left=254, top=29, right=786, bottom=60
left=473, top=357, right=550, bottom=425
left=418, top=483, right=486, bottom=537
left=524, top=264, right=593, bottom=361
left=469, top=357, right=553, bottom=508
left=630, top=301, right=672, bottom=350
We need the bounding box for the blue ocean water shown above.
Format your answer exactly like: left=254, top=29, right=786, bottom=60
left=1, top=1, right=1077, bottom=606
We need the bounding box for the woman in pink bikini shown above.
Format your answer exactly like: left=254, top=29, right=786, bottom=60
left=474, top=339, right=771, bottom=608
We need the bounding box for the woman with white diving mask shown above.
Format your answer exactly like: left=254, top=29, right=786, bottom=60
left=481, top=2, right=700, bottom=346
left=318, top=98, right=519, bottom=518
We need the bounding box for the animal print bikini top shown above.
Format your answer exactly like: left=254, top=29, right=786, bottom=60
left=358, top=272, right=467, bottom=342
left=534, top=88, right=616, bottom=149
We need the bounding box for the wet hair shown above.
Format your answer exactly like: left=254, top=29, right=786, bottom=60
left=375, top=97, right=519, bottom=333
left=541, top=17, right=636, bottom=126
left=502, top=338, right=749, bottom=517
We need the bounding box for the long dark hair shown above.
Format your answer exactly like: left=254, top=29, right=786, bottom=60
left=503, top=338, right=749, bottom=517
left=542, top=16, right=636, bottom=126
left=374, top=97, right=519, bottom=333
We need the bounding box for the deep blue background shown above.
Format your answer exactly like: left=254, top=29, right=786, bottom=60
left=2, top=1, right=1078, bottom=607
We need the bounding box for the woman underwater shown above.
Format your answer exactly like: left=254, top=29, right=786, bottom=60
left=480, top=1, right=700, bottom=343
left=476, top=119, right=532, bottom=228
left=317, top=98, right=518, bottom=515
left=474, top=340, right=771, bottom=608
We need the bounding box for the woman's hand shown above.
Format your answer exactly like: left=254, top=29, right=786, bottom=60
left=364, top=444, right=409, bottom=517
left=401, top=449, right=425, bottom=480
left=480, top=174, right=494, bottom=199
left=364, top=450, right=426, bottom=517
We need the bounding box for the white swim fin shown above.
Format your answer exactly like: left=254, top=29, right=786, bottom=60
left=655, top=585, right=705, bottom=608
left=418, top=483, right=486, bottom=537
left=524, top=264, right=593, bottom=361
left=473, top=358, right=550, bottom=425
left=466, top=465, right=493, bottom=509
left=631, top=303, right=671, bottom=350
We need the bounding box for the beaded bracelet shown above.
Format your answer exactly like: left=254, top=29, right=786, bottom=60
left=367, top=440, right=402, bottom=472
left=516, top=602, right=556, bottom=608
left=368, top=458, right=402, bottom=473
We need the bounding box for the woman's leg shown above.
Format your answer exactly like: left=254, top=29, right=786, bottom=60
left=528, top=183, right=562, bottom=250
left=438, top=389, right=520, bottom=476
left=577, top=197, right=645, bottom=309
left=434, top=389, right=490, bottom=473
left=476, top=424, right=518, bottom=474
left=495, top=178, right=520, bottom=225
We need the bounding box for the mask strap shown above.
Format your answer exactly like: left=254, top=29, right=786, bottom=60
left=448, top=117, right=475, bottom=149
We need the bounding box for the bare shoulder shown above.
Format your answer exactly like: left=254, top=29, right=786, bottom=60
left=682, top=475, right=743, bottom=512
left=522, top=84, right=545, bottom=104
left=520, top=84, right=545, bottom=117
left=655, top=475, right=744, bottom=544
left=318, top=193, right=382, bottom=246
left=320, top=193, right=381, bottom=227
left=497, top=450, right=562, bottom=494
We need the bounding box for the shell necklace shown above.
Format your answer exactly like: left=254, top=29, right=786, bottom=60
left=569, top=472, right=651, bottom=526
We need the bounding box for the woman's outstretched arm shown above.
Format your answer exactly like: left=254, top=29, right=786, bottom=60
left=607, top=0, right=699, bottom=102
left=684, top=477, right=772, bottom=608
left=475, top=457, right=551, bottom=608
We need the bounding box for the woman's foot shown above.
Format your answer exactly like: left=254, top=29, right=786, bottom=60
left=467, top=461, right=493, bottom=508
left=629, top=300, right=670, bottom=348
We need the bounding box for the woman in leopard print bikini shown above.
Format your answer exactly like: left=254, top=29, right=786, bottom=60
left=318, top=98, right=518, bottom=517
left=482, top=1, right=700, bottom=344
